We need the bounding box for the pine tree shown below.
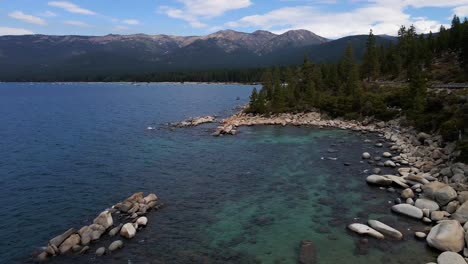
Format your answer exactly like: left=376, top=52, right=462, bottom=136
left=362, top=29, right=380, bottom=81
left=249, top=87, right=259, bottom=113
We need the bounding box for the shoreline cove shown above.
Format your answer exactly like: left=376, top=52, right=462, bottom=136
left=206, top=106, right=468, bottom=263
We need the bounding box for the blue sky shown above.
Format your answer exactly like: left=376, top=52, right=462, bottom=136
left=0, top=0, right=467, bottom=38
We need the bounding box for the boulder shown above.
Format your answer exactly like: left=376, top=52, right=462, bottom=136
left=348, top=223, right=384, bottom=239
left=422, top=182, right=447, bottom=200
left=437, top=251, right=466, bottom=264
left=95, top=247, right=106, bottom=256
left=414, top=198, right=440, bottom=212
left=78, top=226, right=92, bottom=246
left=58, top=234, right=80, bottom=254
left=452, top=201, right=468, bottom=224
left=109, top=224, right=123, bottom=237
left=382, top=152, right=392, bottom=158
left=120, top=223, right=136, bottom=239
left=127, top=192, right=144, bottom=203
left=458, top=191, right=468, bottom=204
left=49, top=228, right=75, bottom=248
left=108, top=240, right=124, bottom=252
left=434, top=186, right=457, bottom=206
left=136, top=216, right=148, bottom=226
left=37, top=252, right=48, bottom=262
left=93, top=211, right=113, bottom=229
left=299, top=240, right=315, bottom=264
left=445, top=200, right=460, bottom=214
left=78, top=246, right=89, bottom=255
left=367, top=220, right=403, bottom=240
left=143, top=193, right=157, bottom=204
left=366, top=175, right=392, bottom=186
left=401, top=188, right=414, bottom=199
left=431, top=211, right=449, bottom=221
left=427, top=220, right=465, bottom=252
left=391, top=204, right=423, bottom=219
left=89, top=224, right=106, bottom=241
left=384, top=160, right=396, bottom=167
left=362, top=152, right=371, bottom=159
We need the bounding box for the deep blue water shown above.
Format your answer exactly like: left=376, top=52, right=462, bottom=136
left=0, top=83, right=436, bottom=264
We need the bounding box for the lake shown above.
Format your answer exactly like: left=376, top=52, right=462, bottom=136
left=0, top=83, right=436, bottom=263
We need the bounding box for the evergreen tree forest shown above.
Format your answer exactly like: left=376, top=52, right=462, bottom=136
left=248, top=16, right=468, bottom=162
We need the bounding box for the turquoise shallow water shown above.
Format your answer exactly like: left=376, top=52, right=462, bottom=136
left=0, top=83, right=437, bottom=264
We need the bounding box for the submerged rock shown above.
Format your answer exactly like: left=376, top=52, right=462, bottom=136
left=95, top=247, right=106, bottom=256
left=109, top=224, right=123, bottom=237
left=108, top=240, right=124, bottom=252
left=299, top=240, right=316, bottom=264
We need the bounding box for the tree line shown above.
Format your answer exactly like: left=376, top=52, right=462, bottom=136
left=248, top=16, right=468, bottom=162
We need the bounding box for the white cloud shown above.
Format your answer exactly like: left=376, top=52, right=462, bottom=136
left=160, top=0, right=252, bottom=28
left=8, top=11, right=47, bottom=25
left=454, top=5, right=468, bottom=17
left=40, top=11, right=58, bottom=17
left=122, top=19, right=140, bottom=25
left=114, top=25, right=130, bottom=31
left=48, top=1, right=96, bottom=15
left=226, top=1, right=452, bottom=39
left=64, top=20, right=90, bottom=27
left=408, top=0, right=468, bottom=8
left=0, top=26, right=33, bottom=35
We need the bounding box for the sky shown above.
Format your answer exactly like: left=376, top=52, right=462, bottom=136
left=0, top=0, right=467, bottom=39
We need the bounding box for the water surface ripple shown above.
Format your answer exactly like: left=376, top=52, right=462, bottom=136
left=0, top=83, right=436, bottom=264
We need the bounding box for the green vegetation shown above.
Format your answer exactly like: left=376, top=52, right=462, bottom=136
left=248, top=16, right=468, bottom=162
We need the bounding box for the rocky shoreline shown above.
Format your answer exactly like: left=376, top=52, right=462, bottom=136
left=35, top=192, right=162, bottom=262
left=211, top=107, right=468, bottom=264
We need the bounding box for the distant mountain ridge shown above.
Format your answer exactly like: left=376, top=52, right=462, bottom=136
left=0, top=29, right=394, bottom=81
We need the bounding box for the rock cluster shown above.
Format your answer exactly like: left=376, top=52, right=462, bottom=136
left=213, top=111, right=379, bottom=136
left=172, top=116, right=216, bottom=128
left=36, top=192, right=162, bottom=261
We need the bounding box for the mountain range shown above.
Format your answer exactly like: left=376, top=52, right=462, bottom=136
left=0, top=29, right=394, bottom=81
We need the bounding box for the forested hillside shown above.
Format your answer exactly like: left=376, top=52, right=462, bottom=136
left=248, top=16, right=468, bottom=162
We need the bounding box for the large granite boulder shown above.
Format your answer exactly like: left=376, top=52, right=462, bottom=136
left=120, top=223, right=136, bottom=239
left=49, top=228, right=75, bottom=248
left=58, top=234, right=81, bottom=254
left=434, top=186, right=457, bottom=206
left=93, top=211, right=113, bottom=229
left=426, top=220, right=465, bottom=252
